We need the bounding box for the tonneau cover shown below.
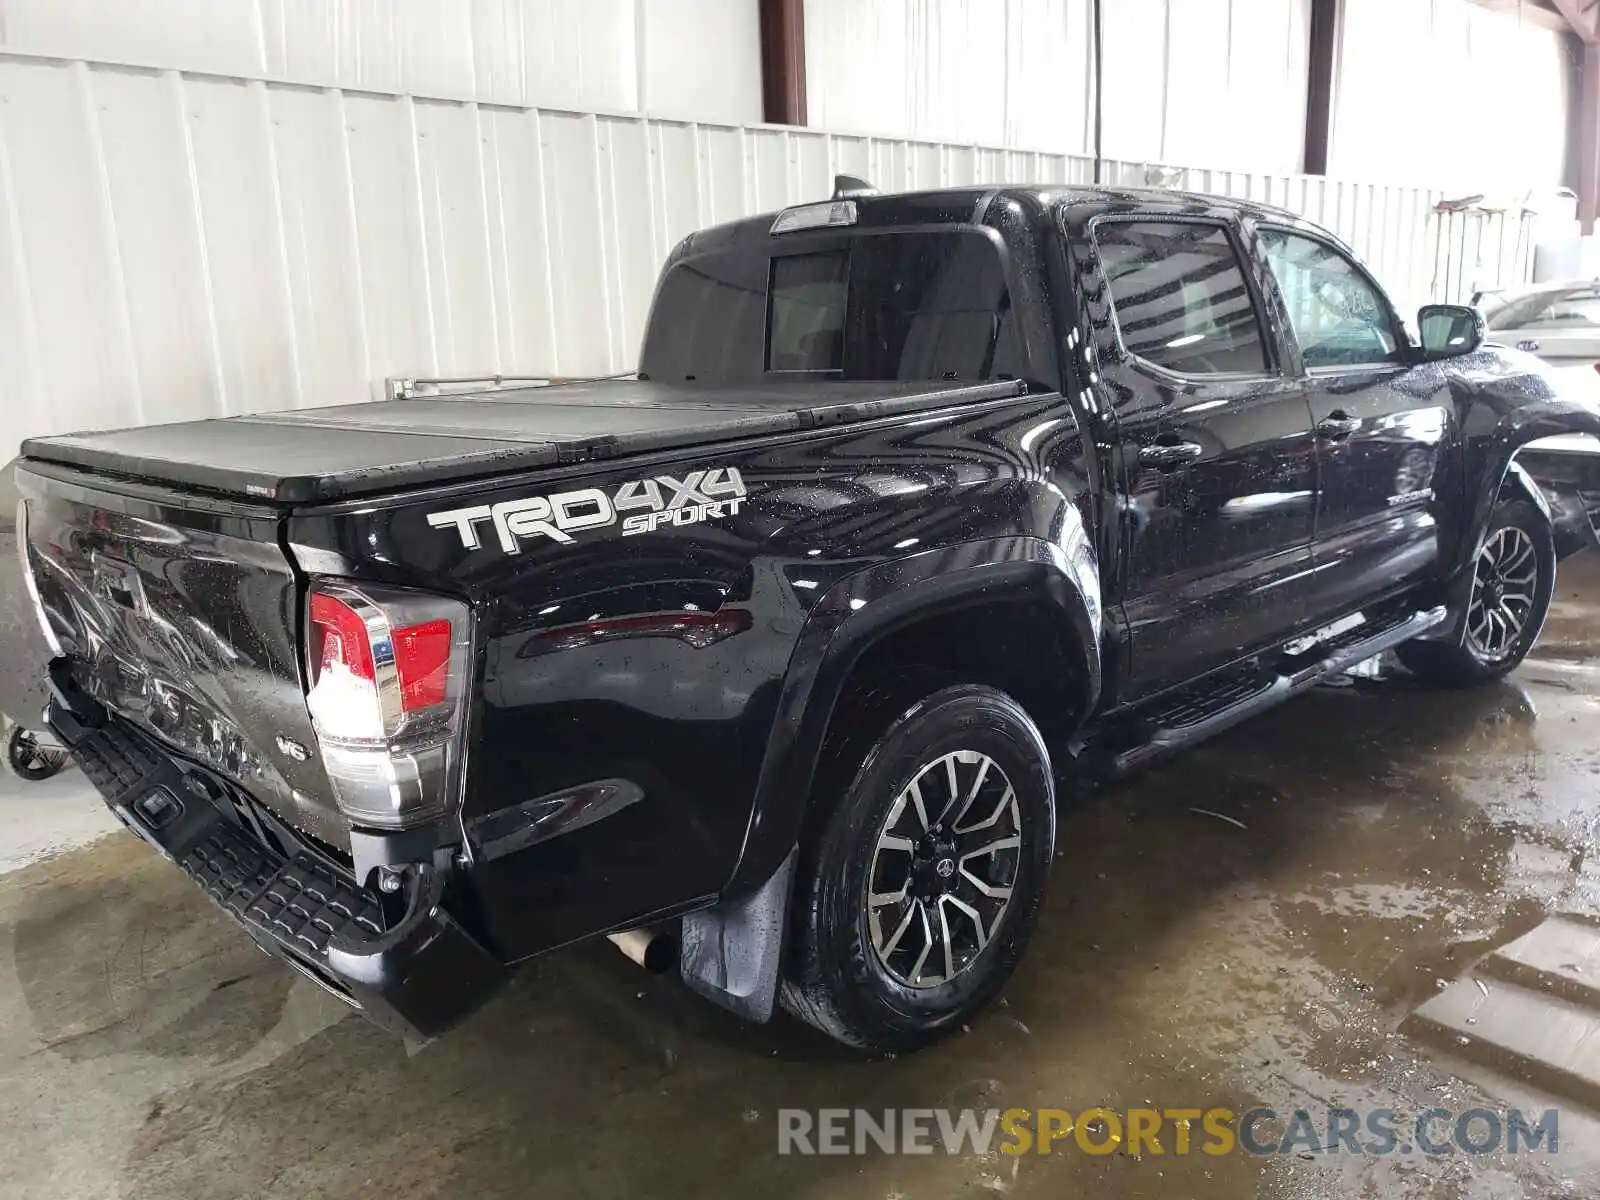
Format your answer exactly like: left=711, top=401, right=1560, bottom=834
left=21, top=379, right=1024, bottom=504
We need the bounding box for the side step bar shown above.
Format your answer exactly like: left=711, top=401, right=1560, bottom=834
left=1112, top=606, right=1447, bottom=775
left=1282, top=605, right=1447, bottom=688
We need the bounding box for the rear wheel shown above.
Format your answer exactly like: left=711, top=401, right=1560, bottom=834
left=779, top=683, right=1055, bottom=1052
left=1397, top=498, right=1555, bottom=686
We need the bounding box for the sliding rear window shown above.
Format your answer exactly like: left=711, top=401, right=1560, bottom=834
left=768, top=252, right=849, bottom=371
left=641, top=229, right=1020, bottom=384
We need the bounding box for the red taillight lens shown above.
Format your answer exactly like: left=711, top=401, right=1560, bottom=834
left=309, top=591, right=376, bottom=682
left=394, top=618, right=451, bottom=711
left=302, top=582, right=472, bottom=830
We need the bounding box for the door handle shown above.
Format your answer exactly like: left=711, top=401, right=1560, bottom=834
left=1316, top=411, right=1361, bottom=440
left=1516, top=339, right=1541, bottom=353
left=1137, top=440, right=1204, bottom=470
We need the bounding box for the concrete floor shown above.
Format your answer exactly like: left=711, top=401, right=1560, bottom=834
left=5, top=555, right=1600, bottom=1199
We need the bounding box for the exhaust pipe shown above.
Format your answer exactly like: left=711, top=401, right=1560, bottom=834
left=607, top=928, right=678, bottom=973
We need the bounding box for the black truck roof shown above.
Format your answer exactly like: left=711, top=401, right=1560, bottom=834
left=21, top=379, right=1022, bottom=505
left=676, top=184, right=1309, bottom=258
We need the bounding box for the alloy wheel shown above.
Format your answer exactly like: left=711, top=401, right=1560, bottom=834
left=865, top=749, right=1021, bottom=989
left=1466, top=525, right=1538, bottom=663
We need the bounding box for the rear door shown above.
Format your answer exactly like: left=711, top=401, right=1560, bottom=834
left=1089, top=216, right=1319, bottom=700
left=1255, top=224, right=1450, bottom=616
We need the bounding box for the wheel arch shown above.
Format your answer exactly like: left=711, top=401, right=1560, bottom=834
left=1453, top=396, right=1600, bottom=577
left=723, top=534, right=1101, bottom=897
left=1417, top=441, right=1567, bottom=648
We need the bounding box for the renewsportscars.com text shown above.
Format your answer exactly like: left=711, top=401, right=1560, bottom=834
left=777, top=1106, right=1559, bottom=1157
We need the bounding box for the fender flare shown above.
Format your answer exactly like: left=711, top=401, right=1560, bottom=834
left=724, top=532, right=1101, bottom=897
left=1421, top=399, right=1600, bottom=644
left=1454, top=399, right=1599, bottom=576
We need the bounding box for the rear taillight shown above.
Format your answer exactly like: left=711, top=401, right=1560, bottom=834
left=304, top=582, right=472, bottom=830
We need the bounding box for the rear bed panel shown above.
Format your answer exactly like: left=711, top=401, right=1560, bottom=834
left=281, top=387, right=1073, bottom=962
left=15, top=463, right=347, bottom=852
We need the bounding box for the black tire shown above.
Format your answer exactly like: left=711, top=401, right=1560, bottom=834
left=1396, top=498, right=1555, bottom=687
left=6, top=724, right=68, bottom=781
left=779, top=683, right=1055, bottom=1052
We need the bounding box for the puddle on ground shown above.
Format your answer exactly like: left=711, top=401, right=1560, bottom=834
left=0, top=552, right=1597, bottom=1198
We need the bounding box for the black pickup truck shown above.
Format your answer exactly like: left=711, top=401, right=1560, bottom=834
left=11, top=181, right=1600, bottom=1052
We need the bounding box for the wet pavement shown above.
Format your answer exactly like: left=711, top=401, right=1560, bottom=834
left=3, top=552, right=1600, bottom=1199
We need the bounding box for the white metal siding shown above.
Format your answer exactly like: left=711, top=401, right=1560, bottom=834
left=1103, top=0, right=1311, bottom=171
left=806, top=0, right=1311, bottom=171
left=806, top=0, right=1570, bottom=186
left=806, top=0, right=1097, bottom=157
left=1335, top=0, right=1571, bottom=189
left=0, top=0, right=1562, bottom=459
left=0, top=0, right=764, bottom=120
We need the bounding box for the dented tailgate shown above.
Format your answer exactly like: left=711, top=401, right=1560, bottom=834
left=15, top=462, right=349, bottom=851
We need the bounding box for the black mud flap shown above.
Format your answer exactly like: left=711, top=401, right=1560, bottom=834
left=679, top=846, right=797, bottom=1023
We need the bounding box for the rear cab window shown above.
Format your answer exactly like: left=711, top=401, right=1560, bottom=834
left=768, top=252, right=848, bottom=371
left=640, top=227, right=1024, bottom=385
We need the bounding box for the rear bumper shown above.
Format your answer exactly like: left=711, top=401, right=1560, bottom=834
left=46, top=694, right=506, bottom=1039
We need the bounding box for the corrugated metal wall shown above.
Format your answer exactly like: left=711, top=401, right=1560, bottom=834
left=806, top=0, right=1312, bottom=170
left=1336, top=0, right=1571, bottom=190
left=0, top=0, right=765, bottom=121
left=806, top=0, right=1570, bottom=186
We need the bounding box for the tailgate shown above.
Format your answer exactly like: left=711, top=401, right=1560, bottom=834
left=15, top=463, right=347, bottom=852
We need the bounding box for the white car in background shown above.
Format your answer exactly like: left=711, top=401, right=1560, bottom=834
left=1479, top=280, right=1600, bottom=407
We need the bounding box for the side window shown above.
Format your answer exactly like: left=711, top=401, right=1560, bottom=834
left=1094, top=221, right=1270, bottom=376
left=1259, top=229, right=1400, bottom=368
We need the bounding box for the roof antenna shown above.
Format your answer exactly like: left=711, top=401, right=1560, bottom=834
left=832, top=174, right=877, bottom=199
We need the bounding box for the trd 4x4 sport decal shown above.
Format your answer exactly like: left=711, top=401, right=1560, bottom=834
left=427, top=466, right=748, bottom=552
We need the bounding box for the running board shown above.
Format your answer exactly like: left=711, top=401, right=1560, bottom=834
left=1280, top=605, right=1448, bottom=688
left=1111, top=605, right=1447, bottom=775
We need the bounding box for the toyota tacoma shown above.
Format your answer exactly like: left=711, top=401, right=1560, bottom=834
left=12, top=181, right=1600, bottom=1052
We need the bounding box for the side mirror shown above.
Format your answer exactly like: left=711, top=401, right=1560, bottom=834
left=1418, top=304, right=1485, bottom=360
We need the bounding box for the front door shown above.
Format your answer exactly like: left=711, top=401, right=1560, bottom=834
left=1255, top=225, right=1451, bottom=618
left=1090, top=217, right=1319, bottom=700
